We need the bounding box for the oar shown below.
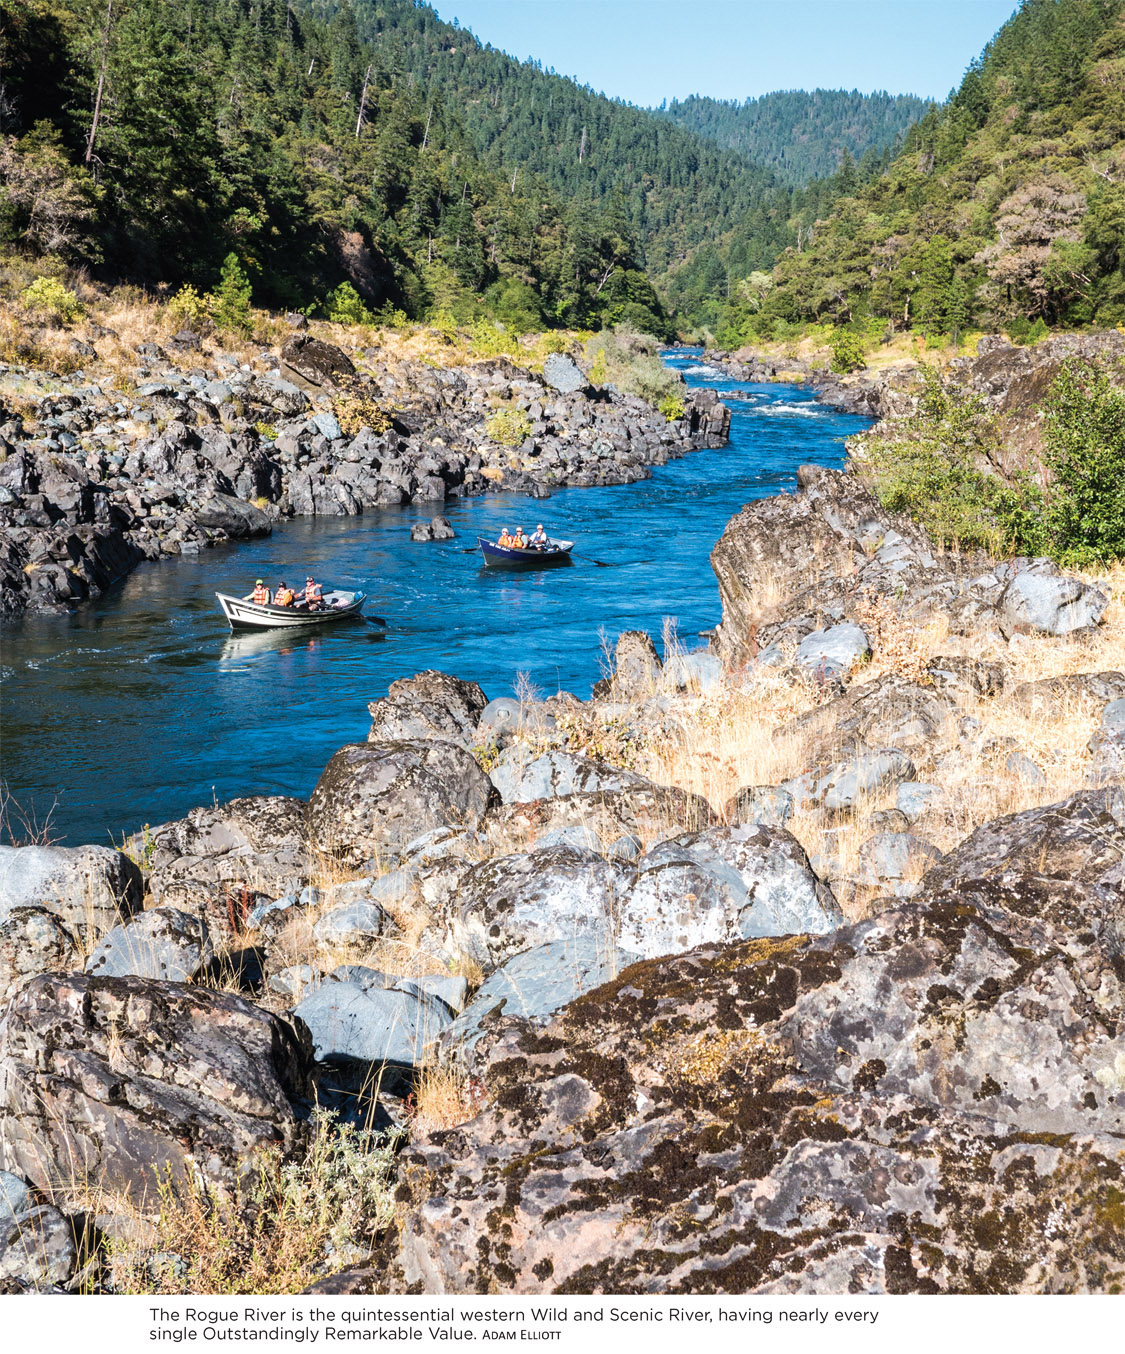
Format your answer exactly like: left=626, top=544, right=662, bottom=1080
left=569, top=551, right=614, bottom=567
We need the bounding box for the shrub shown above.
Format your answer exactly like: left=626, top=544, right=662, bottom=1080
left=470, top=318, right=519, bottom=359
left=583, top=326, right=683, bottom=406
left=829, top=329, right=866, bottom=374
left=335, top=388, right=393, bottom=437
left=22, top=275, right=82, bottom=324
left=1042, top=358, right=1125, bottom=564
left=428, top=309, right=459, bottom=343
left=658, top=393, right=686, bottom=422
left=167, top=284, right=210, bottom=328
left=212, top=253, right=253, bottom=334
left=485, top=407, right=532, bottom=446
left=327, top=282, right=373, bottom=326
left=859, top=367, right=1048, bottom=555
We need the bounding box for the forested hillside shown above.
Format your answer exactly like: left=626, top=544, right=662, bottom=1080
left=0, top=0, right=675, bottom=332
left=729, top=0, right=1125, bottom=342
left=654, top=89, right=928, bottom=183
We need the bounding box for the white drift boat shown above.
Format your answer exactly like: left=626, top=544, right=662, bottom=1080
left=215, top=588, right=367, bottom=630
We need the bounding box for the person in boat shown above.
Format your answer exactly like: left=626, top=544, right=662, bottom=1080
left=497, top=526, right=513, bottom=547
left=303, top=575, right=323, bottom=610
left=512, top=526, right=529, bottom=549
left=251, top=579, right=270, bottom=604
left=274, top=580, right=295, bottom=607
left=529, top=524, right=548, bottom=550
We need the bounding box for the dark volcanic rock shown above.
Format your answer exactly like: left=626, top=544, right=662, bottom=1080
left=0, top=973, right=314, bottom=1207
left=280, top=335, right=356, bottom=389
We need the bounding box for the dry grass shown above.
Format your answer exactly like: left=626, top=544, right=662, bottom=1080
left=406, top=1060, right=486, bottom=1138
left=95, top=1112, right=400, bottom=1295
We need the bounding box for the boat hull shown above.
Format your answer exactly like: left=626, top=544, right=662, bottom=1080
left=477, top=537, right=574, bottom=569
left=215, top=590, right=367, bottom=630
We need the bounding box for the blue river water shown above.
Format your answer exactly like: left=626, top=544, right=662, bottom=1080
left=1, top=353, right=873, bottom=845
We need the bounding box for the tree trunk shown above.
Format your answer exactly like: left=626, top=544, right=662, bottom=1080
left=85, top=0, right=115, bottom=168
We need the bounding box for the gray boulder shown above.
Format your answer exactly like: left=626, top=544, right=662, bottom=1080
left=783, top=749, right=916, bottom=813
left=85, top=907, right=214, bottom=982
left=606, top=631, right=662, bottom=698
left=489, top=748, right=653, bottom=805
left=618, top=824, right=841, bottom=959
left=542, top=352, right=587, bottom=394
left=367, top=671, right=488, bottom=748
left=0, top=974, right=314, bottom=1207
left=1006, top=670, right=1125, bottom=717
left=307, top=740, right=494, bottom=863
left=312, top=901, right=387, bottom=948
left=997, top=563, right=1107, bottom=637
left=795, top=622, right=871, bottom=681
left=410, top=516, right=455, bottom=542
left=0, top=844, right=143, bottom=939
left=896, top=782, right=946, bottom=822
left=0, top=1186, right=76, bottom=1288
left=144, top=796, right=310, bottom=941
left=855, top=833, right=944, bottom=899
left=443, top=936, right=642, bottom=1053
left=475, top=697, right=557, bottom=748
left=0, top=908, right=77, bottom=1005
left=292, top=981, right=453, bottom=1066
left=441, top=845, right=635, bottom=972
left=661, top=651, right=723, bottom=693
left=1088, top=698, right=1125, bottom=786
left=724, top=785, right=794, bottom=827
left=193, top=494, right=272, bottom=539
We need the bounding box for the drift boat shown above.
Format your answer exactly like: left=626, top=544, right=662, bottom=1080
left=477, top=536, right=574, bottom=568
left=215, top=588, right=367, bottom=630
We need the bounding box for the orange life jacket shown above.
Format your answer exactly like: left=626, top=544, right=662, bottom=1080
left=252, top=585, right=270, bottom=604
left=274, top=588, right=294, bottom=606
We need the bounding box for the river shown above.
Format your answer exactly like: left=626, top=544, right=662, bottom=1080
left=0, top=352, right=873, bottom=845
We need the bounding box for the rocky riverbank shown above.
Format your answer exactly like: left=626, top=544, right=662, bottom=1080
left=1, top=463, right=1122, bottom=1294
left=0, top=327, right=728, bottom=619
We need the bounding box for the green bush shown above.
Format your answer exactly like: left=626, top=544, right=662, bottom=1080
left=167, top=283, right=210, bottom=327
left=658, top=393, right=686, bottom=422
left=327, top=282, right=373, bottom=326
left=22, top=276, right=82, bottom=324
left=1042, top=358, right=1125, bottom=564
left=861, top=367, right=1048, bottom=556
left=212, top=253, right=253, bottom=334
left=485, top=407, right=533, bottom=446
left=829, top=329, right=866, bottom=374
left=583, top=327, right=683, bottom=406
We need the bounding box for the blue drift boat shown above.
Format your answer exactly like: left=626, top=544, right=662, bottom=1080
left=477, top=536, right=574, bottom=568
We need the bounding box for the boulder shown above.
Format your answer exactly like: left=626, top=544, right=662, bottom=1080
left=312, top=901, right=387, bottom=948
left=441, top=936, right=642, bottom=1053
left=192, top=494, right=272, bottom=538
left=542, top=353, right=587, bottom=394
left=783, top=674, right=958, bottom=764
left=997, top=563, right=1107, bottom=637
left=606, top=631, right=662, bottom=698
left=307, top=740, right=493, bottom=863
left=1005, top=670, right=1125, bottom=717
left=0, top=908, right=77, bottom=1005
left=484, top=785, right=716, bottom=856
left=896, top=782, right=946, bottom=822
left=0, top=974, right=314, bottom=1206
left=439, top=845, right=635, bottom=972
left=410, top=516, right=455, bottom=542
left=380, top=878, right=1125, bottom=1294
left=145, top=796, right=310, bottom=942
left=367, top=671, right=488, bottom=747
left=661, top=651, right=723, bottom=693
left=84, top=907, right=214, bottom=983
left=855, top=833, right=944, bottom=899
left=795, top=622, right=871, bottom=681
left=0, top=844, right=142, bottom=939
left=489, top=748, right=653, bottom=805
left=723, top=785, right=794, bottom=827
left=475, top=697, right=557, bottom=747
left=292, top=981, right=453, bottom=1067
left=922, top=787, right=1125, bottom=911
left=618, top=824, right=841, bottom=959
left=280, top=335, right=356, bottom=390
left=783, top=749, right=917, bottom=813
left=0, top=1187, right=76, bottom=1288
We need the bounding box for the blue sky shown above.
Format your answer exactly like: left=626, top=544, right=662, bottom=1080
left=432, top=1, right=1020, bottom=105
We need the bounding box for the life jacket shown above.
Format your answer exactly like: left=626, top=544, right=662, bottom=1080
left=513, top=535, right=527, bottom=549
left=275, top=587, right=294, bottom=606
left=498, top=533, right=512, bottom=547
left=305, top=582, right=322, bottom=602
left=252, top=585, right=270, bottom=604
